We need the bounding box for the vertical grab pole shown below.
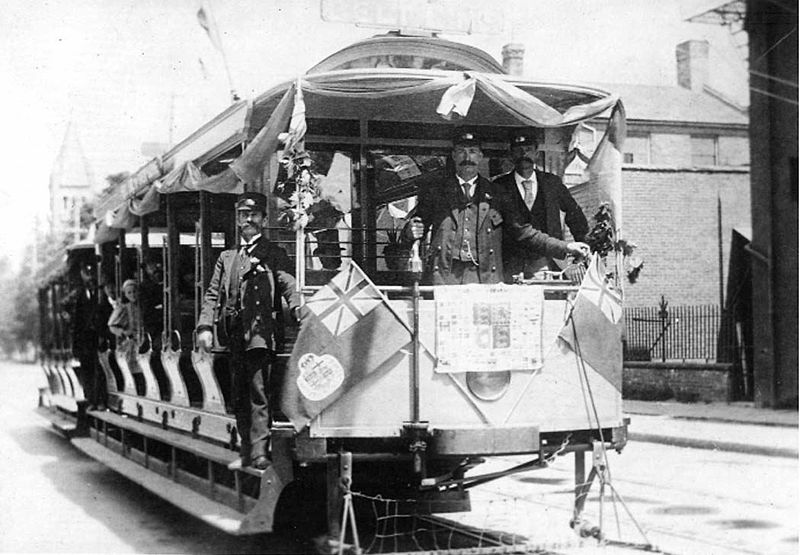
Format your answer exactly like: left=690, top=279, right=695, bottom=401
left=409, top=239, right=421, bottom=423
left=405, top=239, right=427, bottom=479
left=295, top=227, right=305, bottom=293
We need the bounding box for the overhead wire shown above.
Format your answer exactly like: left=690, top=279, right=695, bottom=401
left=749, top=69, right=798, bottom=88
left=749, top=86, right=799, bottom=105
left=751, top=25, right=796, bottom=65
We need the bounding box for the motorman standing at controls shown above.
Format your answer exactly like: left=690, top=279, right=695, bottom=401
left=403, top=130, right=589, bottom=285
left=493, top=131, right=589, bottom=282
left=196, top=192, right=300, bottom=470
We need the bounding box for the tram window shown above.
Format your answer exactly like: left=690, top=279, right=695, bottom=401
left=368, top=151, right=449, bottom=273
left=123, top=230, right=227, bottom=248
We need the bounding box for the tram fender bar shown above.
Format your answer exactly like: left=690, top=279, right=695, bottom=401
left=430, top=425, right=539, bottom=455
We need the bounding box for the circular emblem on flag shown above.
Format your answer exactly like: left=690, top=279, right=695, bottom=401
left=296, top=352, right=345, bottom=401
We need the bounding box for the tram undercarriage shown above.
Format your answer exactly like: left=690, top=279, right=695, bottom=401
left=37, top=376, right=627, bottom=542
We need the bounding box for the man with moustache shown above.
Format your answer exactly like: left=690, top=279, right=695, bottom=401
left=493, top=131, right=588, bottom=282
left=403, top=130, right=589, bottom=285
left=196, top=192, right=301, bottom=470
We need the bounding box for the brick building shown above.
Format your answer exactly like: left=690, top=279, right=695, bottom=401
left=567, top=40, right=750, bottom=309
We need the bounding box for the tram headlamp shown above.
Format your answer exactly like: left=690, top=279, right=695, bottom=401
left=466, top=370, right=511, bottom=401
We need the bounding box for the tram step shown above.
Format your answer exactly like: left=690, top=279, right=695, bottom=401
left=71, top=437, right=251, bottom=534
left=48, top=393, right=79, bottom=414
left=88, top=409, right=240, bottom=466
left=35, top=405, right=81, bottom=438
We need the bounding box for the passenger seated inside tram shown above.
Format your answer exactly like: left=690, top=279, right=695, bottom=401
left=139, top=253, right=164, bottom=350
left=107, top=279, right=140, bottom=341
left=108, top=278, right=145, bottom=393
left=97, top=279, right=117, bottom=350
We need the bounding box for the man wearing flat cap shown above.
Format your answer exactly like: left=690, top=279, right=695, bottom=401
left=494, top=130, right=588, bottom=282
left=403, top=129, right=589, bottom=285
left=197, top=191, right=300, bottom=470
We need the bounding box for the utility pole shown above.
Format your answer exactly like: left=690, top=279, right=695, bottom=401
left=717, top=193, right=724, bottom=310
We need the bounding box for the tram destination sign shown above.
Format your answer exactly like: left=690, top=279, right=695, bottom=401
left=320, top=0, right=505, bottom=35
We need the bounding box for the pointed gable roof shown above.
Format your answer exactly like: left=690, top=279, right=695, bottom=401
left=50, top=121, right=95, bottom=192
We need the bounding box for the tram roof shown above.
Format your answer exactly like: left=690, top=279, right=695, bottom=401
left=306, top=34, right=506, bottom=74
left=93, top=38, right=620, bottom=238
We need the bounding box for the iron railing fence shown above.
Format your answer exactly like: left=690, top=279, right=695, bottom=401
left=624, top=299, right=736, bottom=363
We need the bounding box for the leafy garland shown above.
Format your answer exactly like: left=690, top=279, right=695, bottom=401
left=273, top=152, right=318, bottom=231
left=585, top=203, right=644, bottom=284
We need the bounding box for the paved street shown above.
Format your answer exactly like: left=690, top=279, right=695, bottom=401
left=1, top=359, right=797, bottom=554
left=457, top=441, right=797, bottom=554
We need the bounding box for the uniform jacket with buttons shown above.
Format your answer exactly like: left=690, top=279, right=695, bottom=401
left=197, top=237, right=300, bottom=352
left=410, top=175, right=571, bottom=285
left=493, top=170, right=588, bottom=280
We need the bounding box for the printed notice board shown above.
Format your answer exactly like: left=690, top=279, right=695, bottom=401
left=434, top=284, right=544, bottom=373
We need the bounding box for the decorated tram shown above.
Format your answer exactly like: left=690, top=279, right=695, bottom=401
left=37, top=31, right=631, bottom=547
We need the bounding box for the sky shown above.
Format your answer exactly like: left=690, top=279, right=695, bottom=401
left=0, top=0, right=748, bottom=269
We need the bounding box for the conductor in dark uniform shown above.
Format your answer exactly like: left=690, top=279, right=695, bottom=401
left=493, top=131, right=589, bottom=281
left=196, top=192, right=300, bottom=470
left=71, top=262, right=103, bottom=408
left=404, top=130, right=589, bottom=285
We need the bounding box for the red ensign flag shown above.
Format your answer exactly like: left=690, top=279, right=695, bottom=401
left=281, top=262, right=411, bottom=431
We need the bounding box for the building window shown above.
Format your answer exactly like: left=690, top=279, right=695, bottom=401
left=691, top=136, right=718, bottom=166
left=623, top=134, right=651, bottom=165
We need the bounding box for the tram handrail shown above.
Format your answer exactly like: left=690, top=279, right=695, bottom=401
left=300, top=281, right=580, bottom=296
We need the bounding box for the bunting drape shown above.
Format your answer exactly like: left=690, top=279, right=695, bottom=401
left=95, top=69, right=619, bottom=239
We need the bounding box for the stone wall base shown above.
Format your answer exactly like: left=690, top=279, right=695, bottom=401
left=623, top=361, right=733, bottom=403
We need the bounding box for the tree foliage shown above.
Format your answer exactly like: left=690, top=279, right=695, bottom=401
left=0, top=251, right=39, bottom=359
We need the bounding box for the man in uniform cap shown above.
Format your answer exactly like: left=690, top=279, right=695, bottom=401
left=197, top=191, right=300, bottom=469
left=403, top=128, right=589, bottom=285
left=494, top=130, right=588, bottom=281
left=71, top=261, right=104, bottom=408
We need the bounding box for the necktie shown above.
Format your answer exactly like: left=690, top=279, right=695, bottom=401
left=523, top=180, right=534, bottom=209
left=462, top=182, right=472, bottom=203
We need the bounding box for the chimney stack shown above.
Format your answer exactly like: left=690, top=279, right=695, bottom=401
left=676, top=40, right=709, bottom=93
left=502, top=43, right=525, bottom=76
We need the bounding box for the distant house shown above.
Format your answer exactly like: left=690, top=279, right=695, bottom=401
left=566, top=40, right=750, bottom=309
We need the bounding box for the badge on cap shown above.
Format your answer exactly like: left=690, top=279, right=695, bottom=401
left=235, top=192, right=267, bottom=212
left=453, top=129, right=481, bottom=147
left=510, top=130, right=538, bottom=148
